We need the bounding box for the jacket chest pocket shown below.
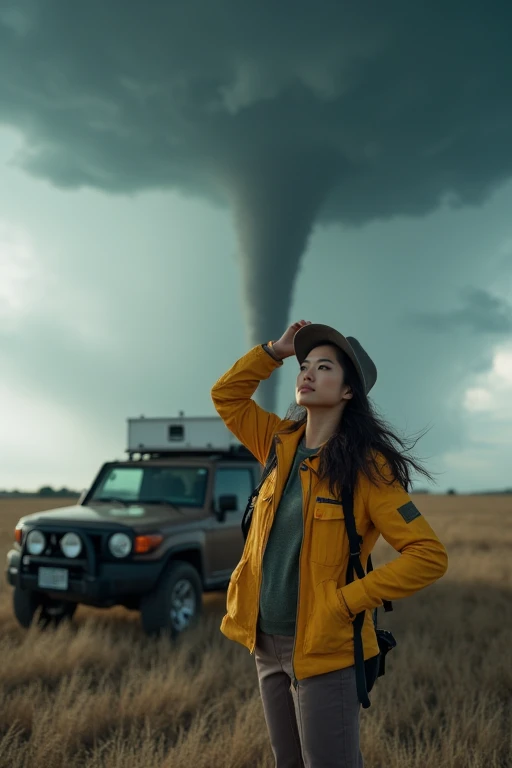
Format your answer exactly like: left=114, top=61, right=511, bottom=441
left=310, top=498, right=346, bottom=566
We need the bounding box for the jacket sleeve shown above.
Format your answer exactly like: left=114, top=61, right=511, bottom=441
left=337, top=458, right=448, bottom=617
left=211, top=344, right=286, bottom=465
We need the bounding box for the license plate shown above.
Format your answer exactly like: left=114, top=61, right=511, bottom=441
left=38, top=567, right=69, bottom=591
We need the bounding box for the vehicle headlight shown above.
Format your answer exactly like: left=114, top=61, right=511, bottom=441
left=108, top=533, right=132, bottom=558
left=26, top=530, right=46, bottom=556
left=60, top=532, right=82, bottom=558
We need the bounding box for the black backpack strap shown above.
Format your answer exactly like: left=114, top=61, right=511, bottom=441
left=341, top=484, right=371, bottom=708
left=342, top=485, right=394, bottom=708
left=241, top=437, right=277, bottom=541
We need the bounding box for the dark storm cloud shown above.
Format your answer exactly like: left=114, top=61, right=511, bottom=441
left=1, top=1, right=512, bottom=406
left=407, top=288, right=512, bottom=335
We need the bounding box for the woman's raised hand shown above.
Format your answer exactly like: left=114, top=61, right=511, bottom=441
left=272, top=320, right=312, bottom=360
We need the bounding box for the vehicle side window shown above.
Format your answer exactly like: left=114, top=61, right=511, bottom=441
left=213, top=468, right=253, bottom=514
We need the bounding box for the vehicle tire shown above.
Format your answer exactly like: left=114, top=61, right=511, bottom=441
left=13, top=585, right=41, bottom=628
left=140, top=560, right=203, bottom=638
left=12, top=586, right=77, bottom=629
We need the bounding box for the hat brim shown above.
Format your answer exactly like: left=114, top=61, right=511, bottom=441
left=293, top=323, right=366, bottom=392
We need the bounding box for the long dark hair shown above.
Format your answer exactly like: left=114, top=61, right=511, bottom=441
left=282, top=341, right=438, bottom=496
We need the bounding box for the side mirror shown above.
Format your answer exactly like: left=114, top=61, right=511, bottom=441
left=215, top=494, right=238, bottom=523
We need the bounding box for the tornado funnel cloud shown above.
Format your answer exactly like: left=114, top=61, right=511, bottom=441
left=227, top=150, right=338, bottom=411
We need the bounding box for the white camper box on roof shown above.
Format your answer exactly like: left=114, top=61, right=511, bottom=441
left=127, top=416, right=243, bottom=455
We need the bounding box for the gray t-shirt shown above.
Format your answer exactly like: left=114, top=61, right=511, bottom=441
left=258, top=437, right=319, bottom=636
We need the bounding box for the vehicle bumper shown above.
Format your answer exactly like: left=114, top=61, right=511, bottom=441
left=6, top=548, right=166, bottom=607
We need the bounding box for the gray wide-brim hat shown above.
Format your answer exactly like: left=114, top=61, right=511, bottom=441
left=293, top=323, right=377, bottom=395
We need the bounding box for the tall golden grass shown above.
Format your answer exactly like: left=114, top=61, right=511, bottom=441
left=0, top=495, right=510, bottom=767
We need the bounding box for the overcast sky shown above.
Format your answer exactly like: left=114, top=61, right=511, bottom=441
left=1, top=2, right=512, bottom=494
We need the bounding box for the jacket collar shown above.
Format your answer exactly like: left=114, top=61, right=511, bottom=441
left=275, top=422, right=322, bottom=471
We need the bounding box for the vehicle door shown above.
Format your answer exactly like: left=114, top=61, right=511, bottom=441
left=203, top=464, right=258, bottom=582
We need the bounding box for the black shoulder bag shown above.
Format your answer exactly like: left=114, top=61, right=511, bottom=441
left=241, top=438, right=277, bottom=543
left=341, top=484, right=397, bottom=708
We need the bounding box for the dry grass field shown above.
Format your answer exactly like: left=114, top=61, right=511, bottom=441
left=0, top=495, right=510, bottom=768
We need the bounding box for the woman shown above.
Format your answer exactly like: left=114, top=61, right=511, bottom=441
left=211, top=320, right=448, bottom=768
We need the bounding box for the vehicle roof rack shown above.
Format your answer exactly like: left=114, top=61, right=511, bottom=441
left=126, top=443, right=255, bottom=462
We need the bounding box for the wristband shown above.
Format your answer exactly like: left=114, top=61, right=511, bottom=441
left=263, top=342, right=283, bottom=362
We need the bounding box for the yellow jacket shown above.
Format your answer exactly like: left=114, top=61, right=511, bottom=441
left=211, top=344, right=448, bottom=682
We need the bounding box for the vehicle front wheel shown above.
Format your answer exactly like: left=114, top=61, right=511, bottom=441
left=13, top=585, right=40, bottom=628
left=13, top=586, right=77, bottom=629
left=140, top=561, right=202, bottom=638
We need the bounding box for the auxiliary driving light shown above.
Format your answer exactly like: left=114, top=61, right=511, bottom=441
left=60, top=532, right=82, bottom=558
left=26, top=530, right=46, bottom=556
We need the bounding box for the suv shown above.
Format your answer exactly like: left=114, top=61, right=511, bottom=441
left=6, top=417, right=260, bottom=636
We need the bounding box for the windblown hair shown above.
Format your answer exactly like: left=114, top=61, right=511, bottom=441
left=282, top=341, right=438, bottom=496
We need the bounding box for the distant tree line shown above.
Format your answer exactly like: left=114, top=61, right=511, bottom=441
left=0, top=485, right=510, bottom=499
left=38, top=486, right=81, bottom=498
left=446, top=488, right=512, bottom=496
left=0, top=486, right=81, bottom=498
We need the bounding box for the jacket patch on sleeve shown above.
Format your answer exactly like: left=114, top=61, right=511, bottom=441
left=397, top=500, right=421, bottom=523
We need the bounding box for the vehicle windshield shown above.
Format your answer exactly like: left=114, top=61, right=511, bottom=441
left=90, top=465, right=208, bottom=508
